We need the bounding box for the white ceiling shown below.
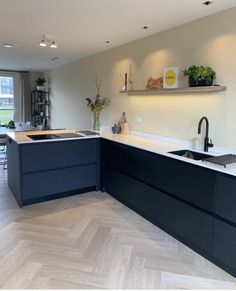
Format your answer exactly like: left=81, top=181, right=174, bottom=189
left=0, top=0, right=235, bottom=72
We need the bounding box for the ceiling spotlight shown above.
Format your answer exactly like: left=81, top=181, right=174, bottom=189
left=50, top=41, right=57, bottom=48
left=39, top=35, right=58, bottom=48
left=39, top=39, right=47, bottom=47
left=203, top=1, right=213, bottom=5
left=3, top=43, right=14, bottom=48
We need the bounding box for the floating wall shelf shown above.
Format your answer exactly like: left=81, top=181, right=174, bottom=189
left=119, top=86, right=227, bottom=95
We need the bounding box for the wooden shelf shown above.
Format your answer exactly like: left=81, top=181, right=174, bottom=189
left=119, top=86, right=227, bottom=95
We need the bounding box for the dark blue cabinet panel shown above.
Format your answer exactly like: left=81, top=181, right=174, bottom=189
left=103, top=165, right=142, bottom=212
left=6, top=138, right=22, bottom=206
left=213, top=219, right=236, bottom=275
left=143, top=151, right=216, bottom=212
left=215, top=174, right=236, bottom=224
left=142, top=184, right=213, bottom=253
left=142, top=184, right=174, bottom=229
left=22, top=164, right=96, bottom=201
left=102, top=139, right=143, bottom=180
left=21, top=139, right=97, bottom=173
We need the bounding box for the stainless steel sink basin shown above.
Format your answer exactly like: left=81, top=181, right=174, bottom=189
left=168, top=149, right=213, bottom=161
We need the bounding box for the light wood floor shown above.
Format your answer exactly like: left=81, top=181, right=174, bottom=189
left=0, top=168, right=236, bottom=289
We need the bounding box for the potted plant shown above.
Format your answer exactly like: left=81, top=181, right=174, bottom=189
left=36, top=77, right=46, bottom=91
left=184, top=65, right=216, bottom=87
left=86, top=76, right=110, bottom=131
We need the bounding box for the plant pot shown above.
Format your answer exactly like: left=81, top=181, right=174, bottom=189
left=36, top=86, right=45, bottom=91
left=189, top=76, right=213, bottom=87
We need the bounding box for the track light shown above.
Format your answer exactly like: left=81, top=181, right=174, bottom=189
left=50, top=41, right=57, bottom=48
left=39, top=35, right=58, bottom=48
left=39, top=39, right=47, bottom=47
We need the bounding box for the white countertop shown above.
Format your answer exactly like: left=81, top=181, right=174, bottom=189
left=6, top=129, right=236, bottom=177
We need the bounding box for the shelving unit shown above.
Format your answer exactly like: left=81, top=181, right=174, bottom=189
left=31, top=90, right=50, bottom=129
left=119, top=85, right=227, bottom=95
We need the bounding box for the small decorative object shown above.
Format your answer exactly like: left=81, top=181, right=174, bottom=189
left=86, top=76, right=110, bottom=131
left=184, top=65, right=216, bottom=87
left=146, top=77, right=163, bottom=89
left=6, top=120, right=15, bottom=129
left=36, top=77, right=46, bottom=91
left=112, top=124, right=121, bottom=134
left=120, top=69, right=131, bottom=91
left=163, top=67, right=180, bottom=88
left=128, top=64, right=133, bottom=90
left=118, top=112, right=129, bottom=135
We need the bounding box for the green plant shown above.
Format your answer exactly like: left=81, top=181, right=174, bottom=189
left=184, top=65, right=216, bottom=81
left=36, top=77, right=46, bottom=86
left=86, top=76, right=110, bottom=113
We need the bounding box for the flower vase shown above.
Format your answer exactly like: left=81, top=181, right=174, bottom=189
left=93, top=111, right=101, bottom=131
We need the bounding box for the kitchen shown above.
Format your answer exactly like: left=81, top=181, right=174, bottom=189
left=1, top=0, right=236, bottom=289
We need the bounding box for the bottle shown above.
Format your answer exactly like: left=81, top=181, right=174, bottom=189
left=192, top=137, right=201, bottom=150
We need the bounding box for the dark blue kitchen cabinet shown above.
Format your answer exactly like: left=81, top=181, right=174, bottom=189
left=101, top=139, right=236, bottom=277
left=103, top=164, right=143, bottom=212
left=102, top=139, right=144, bottom=180
left=143, top=151, right=216, bottom=212
left=215, top=174, right=236, bottom=224
left=213, top=219, right=236, bottom=275
left=22, top=164, right=96, bottom=204
left=7, top=138, right=100, bottom=206
left=142, top=184, right=213, bottom=253
left=142, top=184, right=175, bottom=230
left=21, top=139, right=97, bottom=173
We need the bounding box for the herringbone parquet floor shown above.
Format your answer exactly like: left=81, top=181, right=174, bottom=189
left=0, top=168, right=236, bottom=289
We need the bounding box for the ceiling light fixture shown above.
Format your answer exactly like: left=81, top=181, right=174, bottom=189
left=142, top=26, right=149, bottom=30
left=203, top=1, right=213, bottom=5
left=39, top=35, right=58, bottom=48
left=105, top=40, right=110, bottom=44
left=50, top=41, right=57, bottom=48
left=39, top=39, right=47, bottom=47
left=3, top=43, right=14, bottom=48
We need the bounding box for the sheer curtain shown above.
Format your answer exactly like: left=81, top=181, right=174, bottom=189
left=14, top=72, right=31, bottom=122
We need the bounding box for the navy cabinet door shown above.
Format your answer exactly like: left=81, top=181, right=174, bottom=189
left=103, top=165, right=142, bottom=212
left=143, top=151, right=216, bottom=212
left=21, top=139, right=97, bottom=173
left=142, top=184, right=213, bottom=253
left=215, top=174, right=236, bottom=224
left=22, top=164, right=97, bottom=202
left=102, top=140, right=143, bottom=180
left=213, top=219, right=236, bottom=276
left=142, top=184, right=174, bottom=230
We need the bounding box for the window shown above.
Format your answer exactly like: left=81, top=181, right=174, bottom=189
left=0, top=76, right=14, bottom=125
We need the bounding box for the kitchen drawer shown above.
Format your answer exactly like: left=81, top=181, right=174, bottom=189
left=103, top=165, right=143, bottom=211
left=102, top=140, right=143, bottom=180
left=213, top=218, right=236, bottom=276
left=171, top=193, right=213, bottom=253
left=143, top=151, right=216, bottom=211
left=215, top=174, right=236, bottom=224
left=142, top=184, right=174, bottom=229
left=22, top=164, right=96, bottom=200
left=21, top=139, right=97, bottom=173
left=142, top=184, right=213, bottom=253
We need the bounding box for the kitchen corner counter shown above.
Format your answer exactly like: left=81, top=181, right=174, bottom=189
left=6, top=129, right=236, bottom=176
left=100, top=131, right=236, bottom=177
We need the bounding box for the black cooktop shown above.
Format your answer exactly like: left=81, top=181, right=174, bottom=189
left=28, top=133, right=83, bottom=140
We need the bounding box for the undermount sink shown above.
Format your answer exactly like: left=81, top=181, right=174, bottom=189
left=168, top=149, right=213, bottom=161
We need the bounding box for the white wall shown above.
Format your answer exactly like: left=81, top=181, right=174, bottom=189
left=45, top=7, right=236, bottom=149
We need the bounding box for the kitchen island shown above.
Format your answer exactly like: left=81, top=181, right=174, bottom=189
left=6, top=129, right=101, bottom=207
